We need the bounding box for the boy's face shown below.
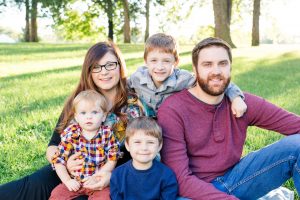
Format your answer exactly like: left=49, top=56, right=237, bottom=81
left=145, top=49, right=178, bottom=88
left=125, top=130, right=162, bottom=170
left=74, top=100, right=105, bottom=133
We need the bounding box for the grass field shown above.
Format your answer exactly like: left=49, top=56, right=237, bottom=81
left=1, top=42, right=300, bottom=198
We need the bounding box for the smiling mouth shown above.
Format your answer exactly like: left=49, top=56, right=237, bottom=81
left=100, top=77, right=112, bottom=81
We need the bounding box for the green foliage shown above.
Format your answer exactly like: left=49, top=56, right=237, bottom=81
left=1, top=43, right=300, bottom=199
left=54, top=8, right=106, bottom=41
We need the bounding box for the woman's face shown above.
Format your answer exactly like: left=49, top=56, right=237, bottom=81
left=92, top=52, right=121, bottom=93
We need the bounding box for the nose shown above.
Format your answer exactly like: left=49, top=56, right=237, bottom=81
left=86, top=113, right=93, bottom=119
left=156, top=61, right=165, bottom=70
left=211, top=65, right=221, bottom=75
left=141, top=142, right=148, bottom=150
left=100, top=67, right=109, bottom=75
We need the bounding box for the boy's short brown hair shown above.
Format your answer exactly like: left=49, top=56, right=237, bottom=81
left=125, top=116, right=163, bottom=145
left=144, top=33, right=179, bottom=62
left=192, top=37, right=232, bottom=68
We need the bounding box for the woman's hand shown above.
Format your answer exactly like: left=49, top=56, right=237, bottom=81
left=66, top=152, right=84, bottom=177
left=82, top=171, right=112, bottom=190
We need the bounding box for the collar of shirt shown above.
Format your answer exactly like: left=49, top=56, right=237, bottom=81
left=139, top=66, right=178, bottom=92
left=63, top=123, right=102, bottom=141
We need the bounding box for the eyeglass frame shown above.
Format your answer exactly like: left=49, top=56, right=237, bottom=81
left=91, top=61, right=119, bottom=73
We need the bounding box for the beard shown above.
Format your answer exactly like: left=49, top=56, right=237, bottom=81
left=196, top=73, right=231, bottom=96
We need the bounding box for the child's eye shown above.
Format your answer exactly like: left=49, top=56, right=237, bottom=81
left=92, top=111, right=98, bottom=114
left=150, top=59, right=157, bottom=63
left=80, top=111, right=86, bottom=115
left=163, top=60, right=171, bottom=63
left=148, top=141, right=155, bottom=144
left=134, top=141, right=141, bottom=144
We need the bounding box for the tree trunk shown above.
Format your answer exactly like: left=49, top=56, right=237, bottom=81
left=25, top=0, right=30, bottom=42
left=252, top=0, right=260, bottom=46
left=122, top=0, right=131, bottom=43
left=213, top=0, right=236, bottom=48
left=30, top=0, right=38, bottom=42
left=144, top=0, right=150, bottom=42
left=107, top=0, right=114, bottom=40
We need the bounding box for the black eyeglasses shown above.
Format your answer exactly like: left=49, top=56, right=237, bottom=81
left=92, top=61, right=118, bottom=73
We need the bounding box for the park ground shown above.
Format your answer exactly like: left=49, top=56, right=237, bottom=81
left=0, top=43, right=300, bottom=198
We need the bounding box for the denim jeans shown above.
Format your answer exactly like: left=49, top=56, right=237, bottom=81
left=211, top=134, right=300, bottom=200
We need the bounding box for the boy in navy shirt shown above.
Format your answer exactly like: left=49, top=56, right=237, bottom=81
left=110, top=116, right=178, bottom=200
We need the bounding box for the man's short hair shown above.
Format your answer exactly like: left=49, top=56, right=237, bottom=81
left=126, top=116, right=163, bottom=145
left=192, top=37, right=232, bottom=67
left=144, top=33, right=179, bottom=62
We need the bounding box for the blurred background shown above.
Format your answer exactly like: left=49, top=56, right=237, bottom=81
left=0, top=0, right=300, bottom=46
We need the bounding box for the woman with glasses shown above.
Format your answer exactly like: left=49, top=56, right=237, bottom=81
left=0, top=41, right=143, bottom=200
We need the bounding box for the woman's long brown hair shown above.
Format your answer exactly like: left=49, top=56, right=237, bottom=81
left=56, top=41, right=130, bottom=133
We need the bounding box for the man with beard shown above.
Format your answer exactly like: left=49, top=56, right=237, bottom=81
left=157, top=37, right=300, bottom=200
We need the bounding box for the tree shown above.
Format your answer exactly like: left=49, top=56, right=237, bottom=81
left=144, top=0, right=165, bottom=42
left=213, top=0, right=236, bottom=48
left=24, top=0, right=30, bottom=41
left=144, top=0, right=150, bottom=42
left=122, top=0, right=130, bottom=43
left=252, top=0, right=260, bottom=46
left=30, top=0, right=38, bottom=42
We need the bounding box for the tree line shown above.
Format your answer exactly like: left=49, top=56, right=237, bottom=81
left=1, top=0, right=261, bottom=46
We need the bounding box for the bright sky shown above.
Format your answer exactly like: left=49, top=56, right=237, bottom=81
left=0, top=0, right=300, bottom=42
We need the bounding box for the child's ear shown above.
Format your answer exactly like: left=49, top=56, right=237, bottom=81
left=102, top=112, right=107, bottom=122
left=74, top=113, right=79, bottom=123
left=174, top=58, right=179, bottom=68
left=158, top=141, right=163, bottom=152
left=125, top=140, right=130, bottom=152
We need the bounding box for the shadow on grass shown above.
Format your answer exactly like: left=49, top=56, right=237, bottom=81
left=233, top=54, right=300, bottom=105
left=1, top=94, right=67, bottom=120
left=0, top=43, right=91, bottom=56
left=0, top=43, right=145, bottom=57
left=0, top=65, right=81, bottom=84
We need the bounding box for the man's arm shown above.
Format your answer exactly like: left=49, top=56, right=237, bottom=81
left=245, top=93, right=300, bottom=134
left=158, top=106, right=238, bottom=200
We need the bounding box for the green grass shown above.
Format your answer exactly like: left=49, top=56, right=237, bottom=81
left=1, top=43, right=300, bottom=198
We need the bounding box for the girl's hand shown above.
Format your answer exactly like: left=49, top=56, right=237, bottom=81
left=65, top=179, right=81, bottom=192
left=82, top=176, right=98, bottom=187
left=82, top=171, right=112, bottom=190
left=66, top=152, right=84, bottom=177
left=231, top=96, right=247, bottom=118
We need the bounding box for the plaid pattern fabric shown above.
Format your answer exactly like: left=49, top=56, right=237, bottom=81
left=52, top=124, right=120, bottom=181
left=104, top=95, right=142, bottom=145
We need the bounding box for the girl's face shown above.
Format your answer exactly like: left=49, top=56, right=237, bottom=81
left=74, top=100, right=105, bottom=134
left=91, top=52, right=121, bottom=93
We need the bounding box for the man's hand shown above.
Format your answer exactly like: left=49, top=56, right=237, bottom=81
left=231, top=96, right=247, bottom=118
left=66, top=152, right=84, bottom=177
left=64, top=179, right=81, bottom=192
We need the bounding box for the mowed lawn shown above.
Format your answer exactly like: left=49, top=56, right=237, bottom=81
left=1, top=43, right=300, bottom=197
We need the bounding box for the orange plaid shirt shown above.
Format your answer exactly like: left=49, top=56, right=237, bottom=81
left=52, top=124, right=120, bottom=181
